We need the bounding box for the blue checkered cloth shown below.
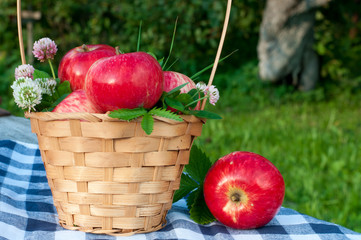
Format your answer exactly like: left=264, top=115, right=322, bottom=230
left=1, top=139, right=360, bottom=240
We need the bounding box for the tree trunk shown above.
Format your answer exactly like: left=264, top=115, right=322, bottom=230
left=257, top=0, right=330, bottom=91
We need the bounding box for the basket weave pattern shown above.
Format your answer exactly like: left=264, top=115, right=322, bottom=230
left=26, top=112, right=203, bottom=235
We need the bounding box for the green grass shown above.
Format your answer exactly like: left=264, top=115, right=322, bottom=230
left=195, top=63, right=361, bottom=232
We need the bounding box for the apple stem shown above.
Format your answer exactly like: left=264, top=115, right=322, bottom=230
left=82, top=44, right=89, bottom=52
left=115, top=46, right=123, bottom=55
left=231, top=193, right=241, bottom=203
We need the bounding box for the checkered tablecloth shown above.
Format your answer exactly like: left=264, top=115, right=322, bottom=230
left=1, top=139, right=360, bottom=240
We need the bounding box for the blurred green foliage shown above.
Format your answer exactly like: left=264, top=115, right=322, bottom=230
left=315, top=0, right=361, bottom=89
left=1, top=0, right=263, bottom=71
left=1, top=0, right=361, bottom=113
left=0, top=0, right=264, bottom=114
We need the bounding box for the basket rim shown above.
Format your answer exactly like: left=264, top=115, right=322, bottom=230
left=25, top=111, right=206, bottom=124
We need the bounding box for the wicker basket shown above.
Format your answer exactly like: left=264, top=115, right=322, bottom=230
left=17, top=0, right=232, bottom=236
left=24, top=112, right=203, bottom=235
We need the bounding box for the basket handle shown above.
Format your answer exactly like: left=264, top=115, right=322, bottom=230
left=201, top=0, right=232, bottom=110
left=17, top=0, right=232, bottom=110
left=17, top=0, right=26, bottom=65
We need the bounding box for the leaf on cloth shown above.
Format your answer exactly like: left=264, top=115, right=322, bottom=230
left=186, top=188, right=198, bottom=210
left=173, top=173, right=199, bottom=203
left=174, top=144, right=217, bottom=225
left=185, top=145, right=213, bottom=184
left=189, top=187, right=216, bottom=225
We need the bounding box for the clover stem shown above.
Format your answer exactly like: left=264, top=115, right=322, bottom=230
left=48, top=59, right=56, bottom=79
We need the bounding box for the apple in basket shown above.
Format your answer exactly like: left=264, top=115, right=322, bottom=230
left=52, top=89, right=103, bottom=113
left=85, top=52, right=163, bottom=112
left=163, top=71, right=197, bottom=93
left=58, top=44, right=116, bottom=91
left=203, top=151, right=285, bottom=229
left=163, top=71, right=200, bottom=111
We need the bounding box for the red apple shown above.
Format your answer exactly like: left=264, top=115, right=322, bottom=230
left=52, top=89, right=103, bottom=113
left=203, top=151, right=285, bottom=229
left=163, top=71, right=200, bottom=111
left=163, top=71, right=197, bottom=93
left=85, top=52, right=163, bottom=112
left=58, top=44, right=116, bottom=91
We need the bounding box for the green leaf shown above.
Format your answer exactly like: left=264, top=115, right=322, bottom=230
left=40, top=93, right=70, bottom=112
left=51, top=93, right=69, bottom=107
left=190, top=49, right=238, bottom=79
left=189, top=110, right=222, bottom=120
left=42, top=94, right=53, bottom=103
left=35, top=93, right=56, bottom=111
left=187, top=89, right=203, bottom=108
left=187, top=89, right=198, bottom=98
left=174, top=145, right=216, bottom=225
left=166, top=90, right=181, bottom=101
left=141, top=112, right=154, bottom=135
left=137, top=20, right=142, bottom=52
left=56, top=80, right=72, bottom=97
left=165, top=58, right=179, bottom=71
left=165, top=97, right=185, bottom=112
left=175, top=93, right=194, bottom=106
left=35, top=100, right=52, bottom=112
left=33, top=69, right=51, bottom=79
left=108, top=108, right=147, bottom=121
left=158, top=57, right=164, bottom=67
left=147, top=52, right=157, bottom=60
left=149, top=108, right=183, bottom=121
left=162, top=17, right=178, bottom=70
left=185, top=145, right=213, bottom=184
left=186, top=188, right=198, bottom=210
left=166, top=82, right=189, bottom=95
left=173, top=173, right=199, bottom=203
left=189, top=187, right=216, bottom=225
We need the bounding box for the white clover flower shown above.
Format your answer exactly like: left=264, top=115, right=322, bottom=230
left=205, top=85, right=220, bottom=106
left=11, top=77, right=27, bottom=90
left=11, top=77, right=42, bottom=112
left=35, top=78, right=57, bottom=95
left=196, top=82, right=207, bottom=92
left=15, top=64, right=35, bottom=80
left=33, top=37, right=58, bottom=62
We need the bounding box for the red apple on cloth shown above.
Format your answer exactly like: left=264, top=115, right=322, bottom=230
left=85, top=52, right=163, bottom=112
left=58, top=44, right=116, bottom=91
left=203, top=151, right=285, bottom=229
left=163, top=71, right=200, bottom=110
left=52, top=89, right=103, bottom=113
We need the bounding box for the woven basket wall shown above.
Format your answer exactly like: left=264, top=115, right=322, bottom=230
left=25, top=112, right=203, bottom=235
